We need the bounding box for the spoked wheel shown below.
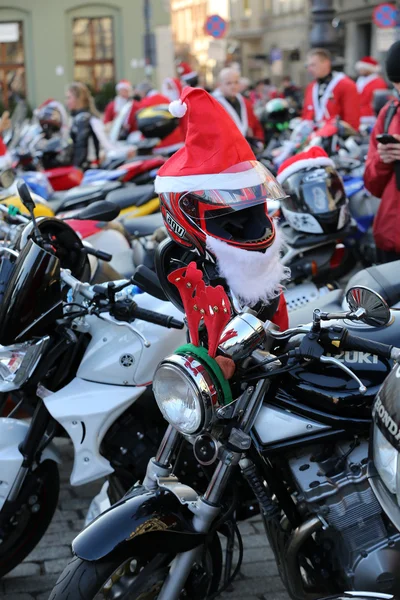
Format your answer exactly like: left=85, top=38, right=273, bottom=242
left=0, top=460, right=60, bottom=578
left=49, top=534, right=222, bottom=600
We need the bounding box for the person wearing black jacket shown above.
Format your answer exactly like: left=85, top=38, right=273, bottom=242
left=65, top=82, right=101, bottom=168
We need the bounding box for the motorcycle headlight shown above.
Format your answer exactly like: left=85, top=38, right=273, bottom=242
left=153, top=354, right=220, bottom=436
left=373, top=423, right=400, bottom=502
left=0, top=337, right=50, bottom=391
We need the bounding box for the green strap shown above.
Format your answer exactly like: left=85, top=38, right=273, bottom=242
left=175, top=343, right=233, bottom=406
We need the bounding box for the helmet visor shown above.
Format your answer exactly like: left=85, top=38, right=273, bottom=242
left=179, top=161, right=287, bottom=221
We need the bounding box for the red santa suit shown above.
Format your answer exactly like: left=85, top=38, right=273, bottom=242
left=138, top=93, right=185, bottom=154
left=302, top=71, right=360, bottom=131
left=212, top=89, right=264, bottom=140
left=355, top=57, right=387, bottom=125
left=104, top=80, right=138, bottom=133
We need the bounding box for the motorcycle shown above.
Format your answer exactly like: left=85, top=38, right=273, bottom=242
left=0, top=182, right=187, bottom=577
left=48, top=264, right=400, bottom=599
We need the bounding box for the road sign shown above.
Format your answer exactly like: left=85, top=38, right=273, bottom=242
left=373, top=3, right=397, bottom=28
left=376, top=27, right=396, bottom=50
left=204, top=14, right=228, bottom=39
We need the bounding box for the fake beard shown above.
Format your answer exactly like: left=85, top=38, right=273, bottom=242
left=206, top=227, right=290, bottom=306
left=115, top=95, right=128, bottom=114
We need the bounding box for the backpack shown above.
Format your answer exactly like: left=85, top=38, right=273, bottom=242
left=383, top=100, right=400, bottom=133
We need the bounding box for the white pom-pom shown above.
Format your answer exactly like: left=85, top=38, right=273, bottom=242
left=169, top=100, right=187, bottom=118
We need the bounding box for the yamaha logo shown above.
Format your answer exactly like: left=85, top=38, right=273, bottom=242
left=120, top=354, right=135, bottom=368
left=166, top=212, right=185, bottom=238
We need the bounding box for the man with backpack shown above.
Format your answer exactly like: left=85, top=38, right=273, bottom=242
left=364, top=41, right=400, bottom=263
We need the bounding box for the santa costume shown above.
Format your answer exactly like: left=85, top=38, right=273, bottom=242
left=355, top=56, right=388, bottom=124
left=103, top=80, right=138, bottom=133
left=162, top=77, right=183, bottom=102
left=154, top=87, right=290, bottom=330
left=213, top=88, right=265, bottom=140
left=302, top=70, right=360, bottom=131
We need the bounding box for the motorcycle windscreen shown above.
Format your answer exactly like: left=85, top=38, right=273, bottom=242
left=0, top=239, right=63, bottom=345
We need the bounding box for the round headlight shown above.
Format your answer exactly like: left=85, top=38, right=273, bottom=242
left=153, top=355, right=217, bottom=435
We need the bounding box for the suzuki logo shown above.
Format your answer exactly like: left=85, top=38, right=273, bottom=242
left=327, top=351, right=379, bottom=364
left=166, top=212, right=185, bottom=238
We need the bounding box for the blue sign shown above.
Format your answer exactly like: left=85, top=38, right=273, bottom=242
left=373, top=3, right=397, bottom=28
left=204, top=14, right=227, bottom=39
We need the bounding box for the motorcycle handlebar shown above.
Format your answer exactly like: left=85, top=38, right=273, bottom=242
left=342, top=332, right=396, bottom=361
left=130, top=305, right=184, bottom=330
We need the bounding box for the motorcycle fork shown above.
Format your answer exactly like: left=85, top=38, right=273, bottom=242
left=0, top=399, right=53, bottom=524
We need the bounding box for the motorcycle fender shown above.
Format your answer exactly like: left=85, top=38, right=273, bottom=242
left=0, top=417, right=61, bottom=510
left=73, top=486, right=205, bottom=561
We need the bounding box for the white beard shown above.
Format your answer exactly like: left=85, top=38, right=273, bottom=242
left=206, top=226, right=290, bottom=306
left=115, top=96, right=128, bottom=114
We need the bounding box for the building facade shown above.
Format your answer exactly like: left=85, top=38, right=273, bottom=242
left=0, top=0, right=173, bottom=109
left=229, top=0, right=310, bottom=86
left=170, top=0, right=230, bottom=86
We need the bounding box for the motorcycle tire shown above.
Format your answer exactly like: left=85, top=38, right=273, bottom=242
left=49, top=533, right=223, bottom=600
left=0, top=459, right=60, bottom=578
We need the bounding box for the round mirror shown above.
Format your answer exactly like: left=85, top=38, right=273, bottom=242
left=0, top=169, right=15, bottom=189
left=346, top=286, right=391, bottom=327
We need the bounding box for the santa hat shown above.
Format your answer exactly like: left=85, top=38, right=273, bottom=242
left=355, top=56, right=381, bottom=73
left=154, top=87, right=260, bottom=194
left=276, top=147, right=334, bottom=185
left=177, top=61, right=198, bottom=83
left=162, top=77, right=183, bottom=102
left=116, top=79, right=133, bottom=93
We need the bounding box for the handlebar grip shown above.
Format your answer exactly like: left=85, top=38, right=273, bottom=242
left=343, top=332, right=393, bottom=360
left=134, top=306, right=184, bottom=329
left=83, top=247, right=112, bottom=262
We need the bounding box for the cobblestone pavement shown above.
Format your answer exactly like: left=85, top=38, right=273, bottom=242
left=1, top=440, right=290, bottom=600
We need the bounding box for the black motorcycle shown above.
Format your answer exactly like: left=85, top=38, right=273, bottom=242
left=48, top=272, right=400, bottom=599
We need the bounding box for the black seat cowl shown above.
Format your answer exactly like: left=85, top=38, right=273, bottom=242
left=345, top=261, right=400, bottom=307
left=123, top=213, right=164, bottom=237
left=282, top=222, right=356, bottom=249
left=107, top=184, right=156, bottom=210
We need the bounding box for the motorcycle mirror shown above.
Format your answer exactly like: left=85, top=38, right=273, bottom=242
left=346, top=286, right=391, bottom=327
left=0, top=168, right=16, bottom=189
left=17, top=179, right=36, bottom=211
left=71, top=201, right=120, bottom=222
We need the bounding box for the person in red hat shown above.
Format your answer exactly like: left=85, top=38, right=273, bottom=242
left=176, top=61, right=199, bottom=87
left=302, top=48, right=360, bottom=131
left=213, top=68, right=265, bottom=141
left=162, top=77, right=183, bottom=102
left=355, top=56, right=388, bottom=125
left=154, top=87, right=291, bottom=330
left=103, top=80, right=139, bottom=136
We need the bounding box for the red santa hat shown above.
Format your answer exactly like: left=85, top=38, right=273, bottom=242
left=162, top=77, right=183, bottom=102
left=116, top=79, right=133, bottom=93
left=276, top=147, right=334, bottom=185
left=154, top=87, right=261, bottom=194
left=177, top=61, right=198, bottom=83
left=355, top=56, right=381, bottom=73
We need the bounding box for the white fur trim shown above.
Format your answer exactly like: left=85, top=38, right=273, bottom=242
left=356, top=61, right=380, bottom=73
left=169, top=100, right=187, bottom=118
left=206, top=226, right=290, bottom=306
left=276, top=156, right=334, bottom=184
left=155, top=164, right=268, bottom=194
left=181, top=70, right=197, bottom=81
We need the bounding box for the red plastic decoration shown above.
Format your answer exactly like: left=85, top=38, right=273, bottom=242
left=167, top=262, right=204, bottom=346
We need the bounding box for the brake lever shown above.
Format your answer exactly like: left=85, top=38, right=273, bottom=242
left=319, top=355, right=367, bottom=394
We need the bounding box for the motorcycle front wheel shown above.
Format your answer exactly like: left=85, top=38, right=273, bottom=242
left=49, top=533, right=222, bottom=600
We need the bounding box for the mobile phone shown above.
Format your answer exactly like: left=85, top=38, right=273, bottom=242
left=376, top=133, right=400, bottom=145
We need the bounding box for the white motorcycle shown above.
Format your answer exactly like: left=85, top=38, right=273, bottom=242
left=0, top=183, right=187, bottom=577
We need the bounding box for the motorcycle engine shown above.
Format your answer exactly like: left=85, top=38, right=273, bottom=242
left=288, top=439, right=400, bottom=594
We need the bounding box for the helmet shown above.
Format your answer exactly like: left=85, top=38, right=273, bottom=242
left=159, top=160, right=286, bottom=255
left=279, top=164, right=349, bottom=235
left=136, top=104, right=179, bottom=140
left=261, top=98, right=290, bottom=133
left=38, top=104, right=63, bottom=138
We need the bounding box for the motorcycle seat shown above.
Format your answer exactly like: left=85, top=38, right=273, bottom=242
left=106, top=184, right=156, bottom=210
left=122, top=213, right=164, bottom=237
left=282, top=222, right=356, bottom=249
left=344, top=261, right=400, bottom=307
left=48, top=181, right=121, bottom=213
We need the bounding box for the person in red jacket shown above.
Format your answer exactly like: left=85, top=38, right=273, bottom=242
left=355, top=56, right=388, bottom=125
left=213, top=67, right=265, bottom=141
left=136, top=81, right=185, bottom=154
left=103, top=80, right=139, bottom=136
left=364, top=41, right=400, bottom=263
left=302, top=48, right=360, bottom=131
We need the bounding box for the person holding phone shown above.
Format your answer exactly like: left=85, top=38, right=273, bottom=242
left=364, top=41, right=400, bottom=263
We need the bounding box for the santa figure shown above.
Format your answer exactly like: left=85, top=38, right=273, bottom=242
left=103, top=80, right=137, bottom=129
left=355, top=56, right=388, bottom=125
left=162, top=77, right=183, bottom=102
left=213, top=67, right=264, bottom=140
left=302, top=48, right=360, bottom=131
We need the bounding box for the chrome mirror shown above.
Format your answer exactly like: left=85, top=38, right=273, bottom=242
left=346, top=286, right=391, bottom=327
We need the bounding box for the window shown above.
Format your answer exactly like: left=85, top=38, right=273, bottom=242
left=243, top=0, right=252, bottom=17
left=73, top=17, right=115, bottom=92
left=0, top=22, right=25, bottom=109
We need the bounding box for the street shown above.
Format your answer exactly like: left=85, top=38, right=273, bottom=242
left=1, top=439, right=290, bottom=600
